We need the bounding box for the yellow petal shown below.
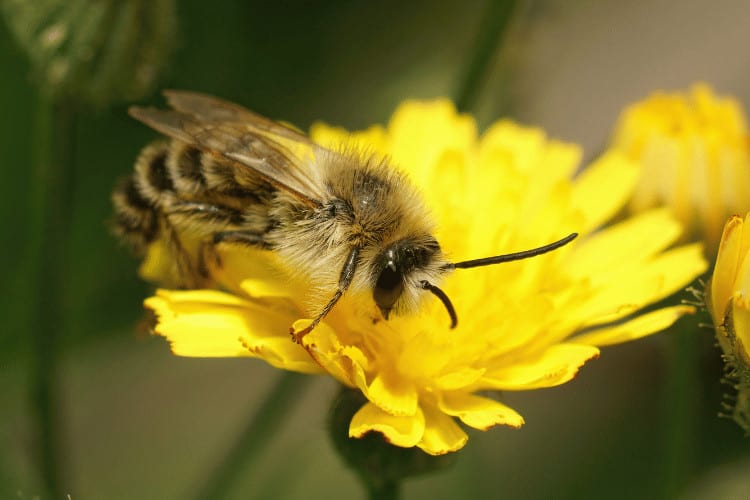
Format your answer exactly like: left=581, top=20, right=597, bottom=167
left=417, top=404, right=469, bottom=455
left=536, top=139, right=583, bottom=184
left=427, top=149, right=469, bottom=223
left=239, top=278, right=294, bottom=300
left=732, top=243, right=750, bottom=359
left=710, top=215, right=744, bottom=321
left=296, top=320, right=368, bottom=387
left=731, top=299, right=750, bottom=363
left=480, top=121, right=580, bottom=183
left=349, top=402, right=425, bottom=448
left=145, top=291, right=321, bottom=373
left=612, top=84, right=750, bottom=250
left=211, top=245, right=289, bottom=294
left=138, top=238, right=176, bottom=286
left=576, top=243, right=706, bottom=327
left=438, top=392, right=524, bottom=430
left=243, top=337, right=327, bottom=374
left=148, top=288, right=250, bottom=310
left=387, top=99, right=477, bottom=181
left=735, top=251, right=750, bottom=312
left=570, top=151, right=640, bottom=232
left=567, top=208, right=682, bottom=279
left=310, top=123, right=390, bottom=157
left=365, top=373, right=419, bottom=417
left=741, top=212, right=750, bottom=257
left=572, top=305, right=695, bottom=346
left=145, top=291, right=256, bottom=357
left=482, top=344, right=600, bottom=390
left=434, top=367, right=486, bottom=391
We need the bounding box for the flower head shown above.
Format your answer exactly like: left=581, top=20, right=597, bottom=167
left=147, top=99, right=707, bottom=454
left=611, top=83, right=750, bottom=250
left=2, top=0, right=177, bottom=105
left=707, top=213, right=750, bottom=432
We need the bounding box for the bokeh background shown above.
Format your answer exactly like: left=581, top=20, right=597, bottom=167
left=2, top=0, right=750, bottom=498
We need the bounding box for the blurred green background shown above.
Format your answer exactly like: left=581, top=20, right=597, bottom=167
left=1, top=0, right=750, bottom=498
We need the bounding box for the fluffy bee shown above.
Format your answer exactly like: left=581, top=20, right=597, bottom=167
left=112, top=91, right=577, bottom=342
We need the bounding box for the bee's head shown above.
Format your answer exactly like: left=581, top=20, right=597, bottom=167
left=372, top=237, right=451, bottom=322
left=372, top=232, right=579, bottom=329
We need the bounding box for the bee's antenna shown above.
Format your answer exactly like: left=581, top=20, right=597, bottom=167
left=446, top=233, right=578, bottom=270
left=420, top=280, right=458, bottom=329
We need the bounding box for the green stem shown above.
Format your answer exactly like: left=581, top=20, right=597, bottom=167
left=29, top=94, right=77, bottom=497
left=661, top=329, right=700, bottom=498
left=365, top=479, right=400, bottom=500
left=453, top=0, right=519, bottom=112
left=194, top=371, right=312, bottom=500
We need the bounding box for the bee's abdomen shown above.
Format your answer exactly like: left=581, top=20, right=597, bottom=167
left=112, top=142, right=171, bottom=253
left=113, top=140, right=278, bottom=256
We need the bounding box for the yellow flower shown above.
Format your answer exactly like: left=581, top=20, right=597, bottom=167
left=146, top=100, right=707, bottom=455
left=611, top=83, right=750, bottom=250
left=707, top=214, right=750, bottom=356
left=707, top=214, right=750, bottom=432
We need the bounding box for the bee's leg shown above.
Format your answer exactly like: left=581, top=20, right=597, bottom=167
left=160, top=218, right=205, bottom=288
left=161, top=201, right=251, bottom=287
left=196, top=241, right=216, bottom=283
left=291, top=247, right=360, bottom=344
left=166, top=201, right=243, bottom=229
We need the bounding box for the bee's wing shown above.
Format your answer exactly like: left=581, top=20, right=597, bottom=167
left=163, top=90, right=312, bottom=143
left=129, top=92, right=330, bottom=207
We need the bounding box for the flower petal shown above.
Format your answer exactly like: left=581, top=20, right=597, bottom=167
left=710, top=215, right=744, bottom=320
left=349, top=402, right=425, bottom=448
left=572, top=305, right=696, bottom=346
left=212, top=245, right=291, bottom=295
left=138, top=236, right=200, bottom=287
left=611, top=84, right=750, bottom=249
left=434, top=367, right=486, bottom=391
left=732, top=235, right=750, bottom=359
left=575, top=243, right=706, bottom=327
left=567, top=208, right=682, bottom=279
left=146, top=290, right=321, bottom=373
left=310, top=123, right=389, bottom=157
left=365, top=373, right=419, bottom=417
left=480, top=121, right=580, bottom=184
left=438, top=392, right=524, bottom=430
left=732, top=298, right=750, bottom=363
left=243, top=337, right=328, bottom=374
left=297, top=320, right=369, bottom=387
left=387, top=99, right=477, bottom=181
left=570, top=151, right=640, bottom=232
left=417, top=404, right=468, bottom=455
left=482, top=344, right=600, bottom=390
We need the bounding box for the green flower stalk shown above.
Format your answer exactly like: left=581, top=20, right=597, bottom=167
left=2, top=1, right=179, bottom=495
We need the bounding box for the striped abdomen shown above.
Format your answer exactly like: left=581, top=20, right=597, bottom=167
left=112, top=140, right=276, bottom=286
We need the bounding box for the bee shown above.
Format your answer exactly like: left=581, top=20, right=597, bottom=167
left=112, top=91, right=577, bottom=343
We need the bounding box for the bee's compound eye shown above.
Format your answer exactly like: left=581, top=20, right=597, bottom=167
left=373, top=266, right=404, bottom=319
